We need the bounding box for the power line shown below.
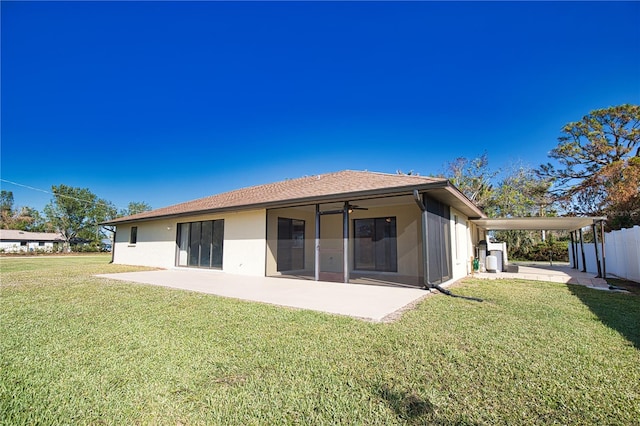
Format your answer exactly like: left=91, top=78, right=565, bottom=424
left=1, top=179, right=52, bottom=196
left=0, top=178, right=122, bottom=210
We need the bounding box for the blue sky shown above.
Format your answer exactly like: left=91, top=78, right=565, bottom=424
left=2, top=1, right=639, bottom=213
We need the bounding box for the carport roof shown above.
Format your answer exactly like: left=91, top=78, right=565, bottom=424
left=471, top=216, right=607, bottom=232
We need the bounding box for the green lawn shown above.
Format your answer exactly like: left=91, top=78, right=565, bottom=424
left=1, top=256, right=639, bottom=425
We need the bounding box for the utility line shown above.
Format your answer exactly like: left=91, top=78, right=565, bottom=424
left=0, top=178, right=123, bottom=210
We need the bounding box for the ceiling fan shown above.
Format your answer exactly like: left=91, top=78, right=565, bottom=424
left=347, top=204, right=368, bottom=212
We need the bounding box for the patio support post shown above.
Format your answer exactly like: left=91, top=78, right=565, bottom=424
left=600, top=220, right=607, bottom=279
left=579, top=228, right=587, bottom=272
left=592, top=224, right=602, bottom=278
left=315, top=204, right=320, bottom=281
left=343, top=201, right=350, bottom=283
left=574, top=231, right=580, bottom=270
left=569, top=231, right=576, bottom=269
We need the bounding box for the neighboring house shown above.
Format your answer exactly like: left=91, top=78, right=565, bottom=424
left=0, top=230, right=65, bottom=253
left=103, top=170, right=488, bottom=287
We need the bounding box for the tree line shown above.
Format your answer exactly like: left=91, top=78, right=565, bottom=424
left=440, top=104, right=639, bottom=258
left=0, top=187, right=151, bottom=251
left=443, top=104, right=639, bottom=228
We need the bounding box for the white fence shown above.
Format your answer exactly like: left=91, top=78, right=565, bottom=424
left=568, top=226, right=640, bottom=282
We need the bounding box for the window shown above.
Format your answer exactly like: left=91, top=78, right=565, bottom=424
left=277, top=217, right=305, bottom=271
left=354, top=217, right=397, bottom=272
left=130, top=226, right=138, bottom=244
left=39, top=242, right=45, bottom=247
left=20, top=241, right=27, bottom=247
left=176, top=220, right=224, bottom=269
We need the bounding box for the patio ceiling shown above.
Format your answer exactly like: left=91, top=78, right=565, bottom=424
left=470, top=216, right=607, bottom=232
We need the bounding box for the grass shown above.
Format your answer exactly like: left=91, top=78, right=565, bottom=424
left=1, top=255, right=639, bottom=425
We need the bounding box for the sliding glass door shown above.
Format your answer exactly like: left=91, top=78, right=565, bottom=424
left=176, top=220, right=224, bottom=269
left=277, top=217, right=305, bottom=271
left=354, top=217, right=397, bottom=272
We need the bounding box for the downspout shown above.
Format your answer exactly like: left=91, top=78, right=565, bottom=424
left=413, top=190, right=482, bottom=302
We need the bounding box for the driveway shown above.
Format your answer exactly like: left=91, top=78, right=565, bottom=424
left=96, top=269, right=430, bottom=322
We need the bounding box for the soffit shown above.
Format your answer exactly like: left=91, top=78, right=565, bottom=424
left=470, top=217, right=607, bottom=232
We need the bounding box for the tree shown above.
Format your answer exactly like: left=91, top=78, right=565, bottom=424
left=489, top=164, right=555, bottom=259
left=443, top=156, right=557, bottom=259
left=0, top=190, right=15, bottom=229
left=120, top=201, right=152, bottom=217
left=100, top=201, right=153, bottom=244
left=444, top=153, right=497, bottom=210
left=44, top=185, right=113, bottom=250
left=488, top=164, right=553, bottom=218
left=537, top=104, right=640, bottom=228
left=0, top=190, right=49, bottom=231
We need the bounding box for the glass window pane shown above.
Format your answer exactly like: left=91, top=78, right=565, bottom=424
left=201, top=221, right=213, bottom=268
left=178, top=223, right=189, bottom=266
left=277, top=218, right=292, bottom=271
left=354, top=219, right=375, bottom=270
left=354, top=218, right=397, bottom=272
left=277, top=218, right=305, bottom=271
left=189, top=222, right=201, bottom=266
left=212, top=220, right=224, bottom=268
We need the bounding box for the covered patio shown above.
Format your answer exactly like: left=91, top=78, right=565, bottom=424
left=468, top=216, right=624, bottom=293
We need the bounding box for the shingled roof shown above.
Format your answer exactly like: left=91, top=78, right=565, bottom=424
left=0, top=230, right=65, bottom=242
left=103, top=170, right=483, bottom=225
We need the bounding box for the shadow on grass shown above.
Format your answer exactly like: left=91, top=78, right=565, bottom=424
left=373, top=383, right=483, bottom=425
left=568, top=284, right=640, bottom=349
left=374, top=384, right=434, bottom=422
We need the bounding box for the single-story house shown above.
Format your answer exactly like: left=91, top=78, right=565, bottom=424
left=0, top=230, right=65, bottom=253
left=102, top=170, right=488, bottom=287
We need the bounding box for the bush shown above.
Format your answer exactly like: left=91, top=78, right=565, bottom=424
left=71, top=244, right=101, bottom=253
left=526, top=241, right=569, bottom=262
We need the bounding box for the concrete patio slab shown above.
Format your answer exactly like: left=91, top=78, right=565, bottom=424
left=473, top=264, right=613, bottom=290
left=95, top=269, right=430, bottom=322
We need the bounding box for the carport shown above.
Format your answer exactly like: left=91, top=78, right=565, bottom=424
left=470, top=216, right=608, bottom=278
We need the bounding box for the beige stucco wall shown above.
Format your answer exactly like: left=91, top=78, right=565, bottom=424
left=222, top=209, right=267, bottom=276
left=113, top=209, right=267, bottom=276
left=450, top=207, right=471, bottom=280
left=113, top=218, right=177, bottom=268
